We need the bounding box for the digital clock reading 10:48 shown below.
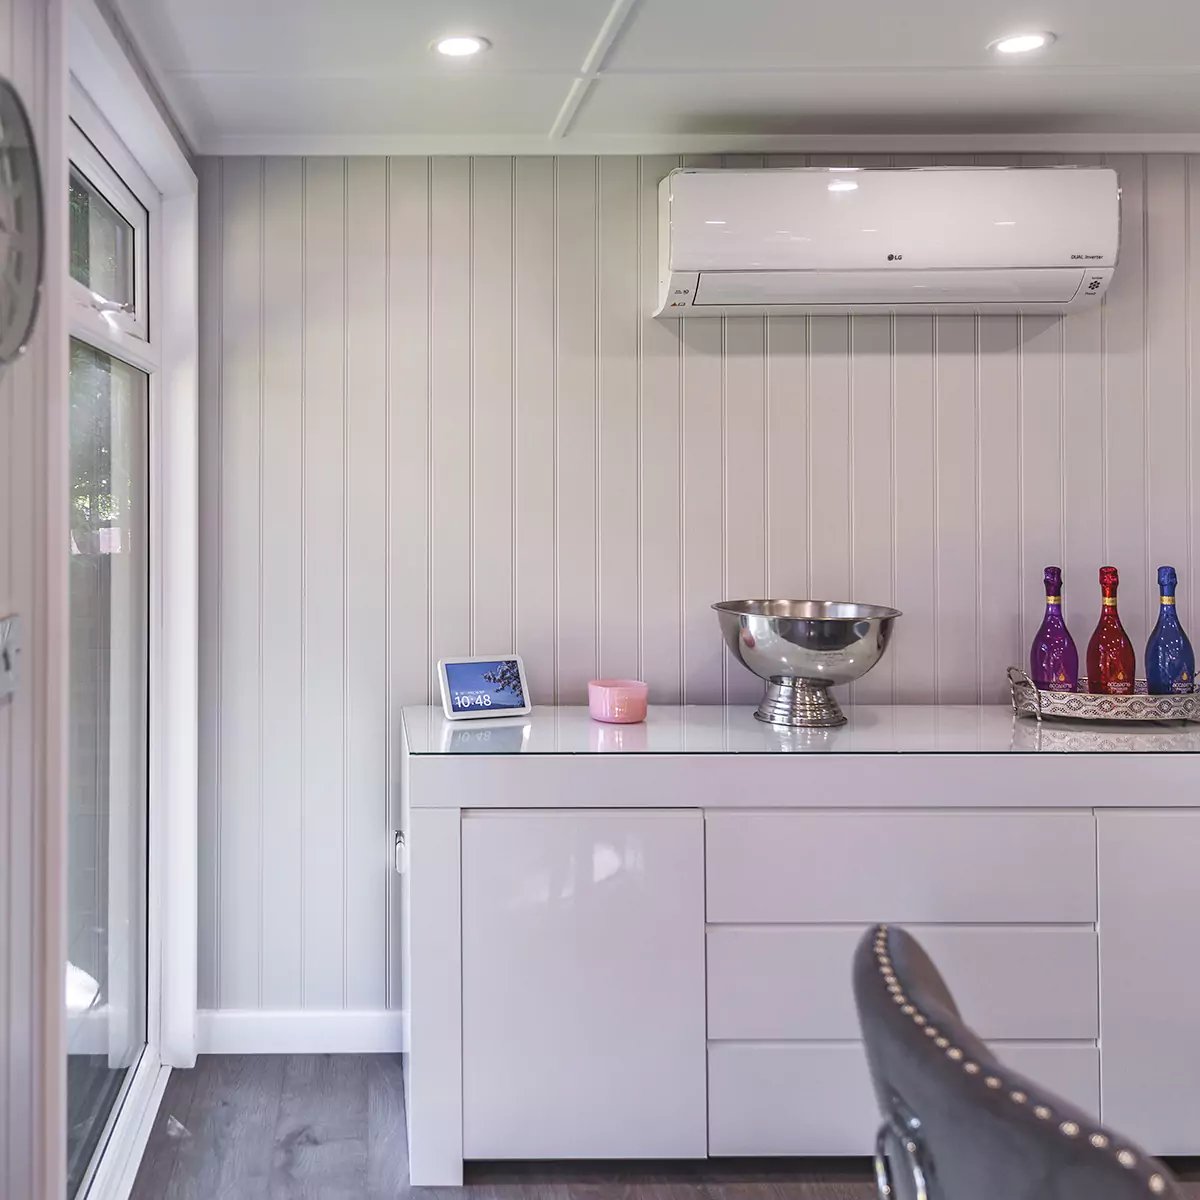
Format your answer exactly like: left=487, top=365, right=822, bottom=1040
left=441, top=658, right=527, bottom=716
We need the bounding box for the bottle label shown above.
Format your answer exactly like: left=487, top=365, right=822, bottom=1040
left=1162, top=597, right=1177, bottom=606
left=1106, top=680, right=1134, bottom=694
left=1046, top=596, right=1062, bottom=604
left=1171, top=679, right=1194, bottom=695
left=1102, top=597, right=1118, bottom=607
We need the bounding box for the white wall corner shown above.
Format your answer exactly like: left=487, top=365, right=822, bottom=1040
left=196, top=1009, right=409, bottom=1055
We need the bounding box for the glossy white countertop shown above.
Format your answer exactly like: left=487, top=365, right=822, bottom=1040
left=401, top=704, right=1200, bottom=756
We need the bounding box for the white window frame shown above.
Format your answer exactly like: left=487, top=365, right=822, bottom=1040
left=69, top=116, right=151, bottom=343
left=68, top=0, right=199, bottom=1197
left=69, top=86, right=158, bottom=363
left=67, top=81, right=161, bottom=1200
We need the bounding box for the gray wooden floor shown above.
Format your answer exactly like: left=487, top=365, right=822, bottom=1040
left=131, top=1054, right=1200, bottom=1199
left=132, top=1055, right=408, bottom=1199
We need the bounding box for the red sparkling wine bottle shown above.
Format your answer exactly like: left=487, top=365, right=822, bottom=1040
left=1086, top=566, right=1136, bottom=695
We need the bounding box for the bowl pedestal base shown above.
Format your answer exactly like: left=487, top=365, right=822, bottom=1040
left=755, top=678, right=847, bottom=728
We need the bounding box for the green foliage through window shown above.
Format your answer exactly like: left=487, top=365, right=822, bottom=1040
left=69, top=340, right=144, bottom=546
left=69, top=166, right=134, bottom=305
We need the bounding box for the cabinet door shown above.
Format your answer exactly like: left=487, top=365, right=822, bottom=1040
left=462, top=810, right=707, bottom=1159
left=1098, top=810, right=1200, bottom=1154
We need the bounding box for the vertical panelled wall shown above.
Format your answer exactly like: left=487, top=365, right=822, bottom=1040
left=1, top=0, right=65, bottom=1193
left=198, top=152, right=1200, bottom=1012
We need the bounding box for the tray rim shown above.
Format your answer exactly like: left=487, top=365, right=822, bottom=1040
left=1007, top=666, right=1200, bottom=725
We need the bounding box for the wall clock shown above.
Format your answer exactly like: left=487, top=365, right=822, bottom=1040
left=0, top=77, right=43, bottom=367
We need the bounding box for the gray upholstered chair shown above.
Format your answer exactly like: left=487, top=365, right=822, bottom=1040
left=853, top=924, right=1182, bottom=1200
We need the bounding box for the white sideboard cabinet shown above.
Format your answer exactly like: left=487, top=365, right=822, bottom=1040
left=400, top=704, right=1200, bottom=1185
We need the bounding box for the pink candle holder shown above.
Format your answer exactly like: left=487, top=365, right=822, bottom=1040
left=588, top=679, right=648, bottom=724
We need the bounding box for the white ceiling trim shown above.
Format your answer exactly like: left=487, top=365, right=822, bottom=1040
left=200, top=130, right=1200, bottom=157
left=549, top=0, right=643, bottom=140
left=94, top=0, right=203, bottom=153
left=165, top=64, right=1200, bottom=81
left=72, top=0, right=197, bottom=187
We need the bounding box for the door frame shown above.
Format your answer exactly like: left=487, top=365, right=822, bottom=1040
left=67, top=1, right=198, bottom=1194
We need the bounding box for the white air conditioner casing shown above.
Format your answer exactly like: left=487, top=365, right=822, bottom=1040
left=655, top=166, right=1120, bottom=317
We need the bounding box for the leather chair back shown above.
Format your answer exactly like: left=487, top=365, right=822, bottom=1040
left=853, top=924, right=1181, bottom=1200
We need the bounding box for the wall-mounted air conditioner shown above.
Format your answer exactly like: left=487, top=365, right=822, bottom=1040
left=655, top=166, right=1120, bottom=317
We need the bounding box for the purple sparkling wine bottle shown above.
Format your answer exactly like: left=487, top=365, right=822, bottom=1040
left=1030, top=566, right=1079, bottom=692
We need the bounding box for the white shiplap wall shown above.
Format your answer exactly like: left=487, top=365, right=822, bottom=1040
left=198, top=152, right=1200, bottom=1013
left=1, top=0, right=67, bottom=1192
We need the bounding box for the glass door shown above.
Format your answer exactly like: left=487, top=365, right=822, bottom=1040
left=65, top=337, right=149, bottom=1194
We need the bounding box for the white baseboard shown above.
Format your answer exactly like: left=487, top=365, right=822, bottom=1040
left=196, top=1008, right=409, bottom=1054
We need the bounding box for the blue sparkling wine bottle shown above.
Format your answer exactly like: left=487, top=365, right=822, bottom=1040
left=1145, top=566, right=1195, bottom=695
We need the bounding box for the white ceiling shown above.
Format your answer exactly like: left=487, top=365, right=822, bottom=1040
left=110, top=0, right=1200, bottom=155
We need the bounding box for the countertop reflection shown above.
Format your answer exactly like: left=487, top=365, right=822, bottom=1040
left=402, top=704, right=1200, bottom=756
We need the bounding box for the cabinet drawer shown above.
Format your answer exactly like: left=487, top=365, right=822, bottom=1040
left=708, top=1041, right=1100, bottom=1156
left=707, top=925, right=1098, bottom=1041
left=705, top=811, right=1096, bottom=924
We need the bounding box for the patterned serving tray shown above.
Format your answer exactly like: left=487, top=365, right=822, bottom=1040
left=1009, top=719, right=1200, bottom=752
left=1008, top=667, right=1200, bottom=724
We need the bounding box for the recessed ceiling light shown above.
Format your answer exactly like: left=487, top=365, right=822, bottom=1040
left=828, top=180, right=859, bottom=193
left=434, top=35, right=490, bottom=57
left=705, top=219, right=727, bottom=225
left=990, top=31, right=1055, bottom=54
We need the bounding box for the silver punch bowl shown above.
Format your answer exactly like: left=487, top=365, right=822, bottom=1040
left=713, top=599, right=902, bottom=728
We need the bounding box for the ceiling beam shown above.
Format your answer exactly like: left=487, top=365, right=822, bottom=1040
left=548, top=0, right=642, bottom=141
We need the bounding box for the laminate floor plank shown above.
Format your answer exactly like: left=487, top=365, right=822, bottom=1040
left=366, top=1053, right=408, bottom=1197
left=128, top=1058, right=202, bottom=1200
left=157, top=1054, right=285, bottom=1200
left=466, top=1161, right=877, bottom=1200
left=269, top=1054, right=369, bottom=1199
left=129, top=1054, right=1200, bottom=1200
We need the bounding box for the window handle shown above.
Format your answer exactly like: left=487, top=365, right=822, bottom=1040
left=86, top=292, right=134, bottom=315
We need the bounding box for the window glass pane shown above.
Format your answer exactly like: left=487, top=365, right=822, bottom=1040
left=69, top=166, right=134, bottom=308
left=66, top=339, right=148, bottom=1197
